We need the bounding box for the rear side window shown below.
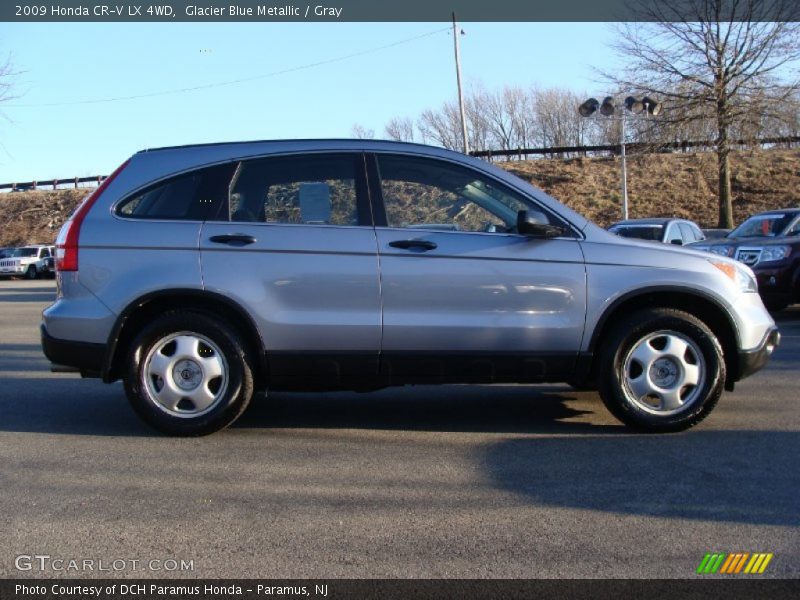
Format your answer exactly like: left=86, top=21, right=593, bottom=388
left=665, top=224, right=682, bottom=244
left=228, top=154, right=362, bottom=226
left=117, top=163, right=237, bottom=220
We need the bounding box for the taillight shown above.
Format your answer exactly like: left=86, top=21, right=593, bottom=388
left=56, top=159, right=130, bottom=272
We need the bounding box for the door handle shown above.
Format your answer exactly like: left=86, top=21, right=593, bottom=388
left=209, top=234, right=257, bottom=246
left=388, top=239, right=438, bottom=251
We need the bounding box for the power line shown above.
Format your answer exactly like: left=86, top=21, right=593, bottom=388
left=5, top=27, right=450, bottom=108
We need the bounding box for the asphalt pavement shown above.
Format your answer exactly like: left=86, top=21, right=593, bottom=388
left=1, top=279, right=798, bottom=578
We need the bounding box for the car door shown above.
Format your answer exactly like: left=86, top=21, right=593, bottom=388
left=368, top=153, right=587, bottom=384
left=200, top=152, right=382, bottom=389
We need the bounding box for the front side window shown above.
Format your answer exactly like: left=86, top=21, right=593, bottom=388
left=375, top=155, right=532, bottom=233
left=229, top=154, right=361, bottom=226
left=117, top=163, right=237, bottom=221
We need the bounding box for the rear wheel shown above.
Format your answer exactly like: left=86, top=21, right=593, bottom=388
left=597, top=308, right=725, bottom=432
left=124, top=310, right=254, bottom=436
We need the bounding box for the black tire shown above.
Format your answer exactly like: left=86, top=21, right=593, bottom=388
left=123, top=310, right=254, bottom=436
left=25, top=265, right=38, bottom=280
left=597, top=307, right=725, bottom=432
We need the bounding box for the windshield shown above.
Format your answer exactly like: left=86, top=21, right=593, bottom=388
left=11, top=248, right=37, bottom=258
left=729, top=213, right=796, bottom=238
left=609, top=225, right=664, bottom=241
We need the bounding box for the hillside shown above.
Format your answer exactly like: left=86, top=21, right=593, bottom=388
left=1, top=147, right=798, bottom=246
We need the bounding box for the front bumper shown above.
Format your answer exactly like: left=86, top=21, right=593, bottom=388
left=736, top=327, right=781, bottom=381
left=41, top=323, right=105, bottom=376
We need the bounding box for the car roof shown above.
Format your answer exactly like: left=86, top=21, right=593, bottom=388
left=751, top=208, right=800, bottom=216
left=610, top=218, right=677, bottom=226
left=139, top=138, right=438, bottom=154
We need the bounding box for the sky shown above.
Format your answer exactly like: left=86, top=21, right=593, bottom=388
left=0, top=22, right=620, bottom=182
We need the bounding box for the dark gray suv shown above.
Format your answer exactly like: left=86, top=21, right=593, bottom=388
left=41, top=140, right=779, bottom=435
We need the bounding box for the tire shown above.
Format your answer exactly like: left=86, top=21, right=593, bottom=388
left=25, top=265, right=38, bottom=280
left=123, top=310, right=254, bottom=436
left=597, top=307, right=725, bottom=432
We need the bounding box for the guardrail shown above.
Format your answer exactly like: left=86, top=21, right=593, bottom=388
left=469, top=135, right=800, bottom=159
left=0, top=175, right=106, bottom=193
left=2, top=134, right=798, bottom=191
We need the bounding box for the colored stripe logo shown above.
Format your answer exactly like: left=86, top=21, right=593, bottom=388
left=697, top=552, right=773, bottom=574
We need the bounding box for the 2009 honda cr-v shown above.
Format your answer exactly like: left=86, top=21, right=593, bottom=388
left=41, top=139, right=780, bottom=435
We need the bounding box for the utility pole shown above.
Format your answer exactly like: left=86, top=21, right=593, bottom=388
left=452, top=12, right=469, bottom=155
left=619, top=114, right=628, bottom=220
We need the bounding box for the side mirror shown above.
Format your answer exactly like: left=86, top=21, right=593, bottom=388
left=517, top=210, right=565, bottom=238
left=670, top=239, right=683, bottom=245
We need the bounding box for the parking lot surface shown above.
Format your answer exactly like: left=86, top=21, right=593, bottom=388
left=1, top=279, right=798, bottom=578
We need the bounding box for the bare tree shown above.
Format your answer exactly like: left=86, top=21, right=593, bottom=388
left=0, top=54, right=17, bottom=110
left=350, top=123, right=375, bottom=139
left=417, top=102, right=463, bottom=150
left=384, top=117, right=416, bottom=142
left=604, top=0, right=800, bottom=227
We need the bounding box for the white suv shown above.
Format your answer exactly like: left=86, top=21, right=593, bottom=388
left=0, top=245, right=55, bottom=279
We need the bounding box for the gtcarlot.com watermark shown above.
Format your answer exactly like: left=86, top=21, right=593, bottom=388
left=15, top=554, right=194, bottom=573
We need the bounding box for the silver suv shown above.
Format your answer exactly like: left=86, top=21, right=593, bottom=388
left=41, top=140, right=780, bottom=435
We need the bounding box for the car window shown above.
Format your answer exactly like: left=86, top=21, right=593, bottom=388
left=729, top=213, right=795, bottom=238
left=229, top=154, right=361, bottom=226
left=678, top=223, right=698, bottom=243
left=39, top=248, right=51, bottom=258
left=609, top=225, right=663, bottom=241
left=665, top=224, right=683, bottom=244
left=375, top=155, right=531, bottom=233
left=12, top=248, right=37, bottom=258
left=117, top=163, right=237, bottom=221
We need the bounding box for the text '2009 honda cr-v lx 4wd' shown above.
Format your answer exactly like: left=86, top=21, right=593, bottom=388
left=41, top=140, right=780, bottom=435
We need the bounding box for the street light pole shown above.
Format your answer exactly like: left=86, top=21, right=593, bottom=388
left=452, top=12, right=469, bottom=155
left=619, top=114, right=629, bottom=220
left=579, top=95, right=662, bottom=221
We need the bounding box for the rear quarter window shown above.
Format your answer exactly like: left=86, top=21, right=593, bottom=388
left=116, top=163, right=237, bottom=221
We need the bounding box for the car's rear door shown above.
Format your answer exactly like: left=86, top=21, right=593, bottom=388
left=367, top=152, right=586, bottom=384
left=200, top=152, right=381, bottom=389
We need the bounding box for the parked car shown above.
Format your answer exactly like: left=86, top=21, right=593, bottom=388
left=41, top=140, right=779, bottom=436
left=608, top=218, right=706, bottom=245
left=690, top=208, right=800, bottom=311
left=0, top=244, right=55, bottom=279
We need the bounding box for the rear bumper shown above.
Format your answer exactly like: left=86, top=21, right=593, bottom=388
left=736, top=327, right=780, bottom=381
left=40, top=323, right=105, bottom=376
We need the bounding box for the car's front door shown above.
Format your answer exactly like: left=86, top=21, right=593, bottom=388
left=200, top=152, right=381, bottom=389
left=368, top=153, right=587, bottom=384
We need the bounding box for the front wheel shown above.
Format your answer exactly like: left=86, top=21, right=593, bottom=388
left=25, top=265, right=38, bottom=280
left=124, top=310, right=254, bottom=436
left=597, top=308, right=725, bottom=432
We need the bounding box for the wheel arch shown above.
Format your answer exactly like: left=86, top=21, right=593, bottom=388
left=103, top=289, right=267, bottom=388
left=587, top=286, right=741, bottom=390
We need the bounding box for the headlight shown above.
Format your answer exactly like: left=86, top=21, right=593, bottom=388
left=756, top=245, right=791, bottom=263
left=709, top=245, right=734, bottom=257
left=709, top=259, right=758, bottom=293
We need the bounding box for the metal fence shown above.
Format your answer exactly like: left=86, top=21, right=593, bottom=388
left=2, top=135, right=798, bottom=192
